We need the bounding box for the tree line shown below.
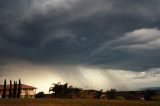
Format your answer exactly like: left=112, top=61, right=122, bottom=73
left=36, top=82, right=115, bottom=99
left=43, top=82, right=160, bottom=101
left=49, top=82, right=81, bottom=98
left=2, top=79, right=21, bottom=98
left=40, top=82, right=116, bottom=99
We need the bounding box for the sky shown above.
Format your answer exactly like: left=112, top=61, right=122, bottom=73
left=0, top=0, right=160, bottom=93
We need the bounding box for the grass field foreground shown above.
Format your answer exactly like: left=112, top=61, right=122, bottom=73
left=0, top=99, right=160, bottom=106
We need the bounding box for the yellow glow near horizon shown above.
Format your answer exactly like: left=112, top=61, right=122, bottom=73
left=78, top=67, right=110, bottom=89
left=1, top=61, right=160, bottom=93
left=33, top=76, right=63, bottom=93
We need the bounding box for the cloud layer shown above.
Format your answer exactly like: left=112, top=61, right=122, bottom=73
left=1, top=0, right=160, bottom=71
left=1, top=0, right=160, bottom=90
left=1, top=62, right=160, bottom=93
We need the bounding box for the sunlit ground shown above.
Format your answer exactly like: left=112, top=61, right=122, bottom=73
left=0, top=99, right=160, bottom=106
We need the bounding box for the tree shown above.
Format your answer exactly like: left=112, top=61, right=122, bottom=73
left=49, top=82, right=63, bottom=98
left=13, top=81, right=17, bottom=98
left=17, top=79, right=21, bottom=98
left=49, top=82, right=81, bottom=99
left=144, top=90, right=157, bottom=101
left=36, top=92, right=45, bottom=98
left=66, top=86, right=81, bottom=99
left=106, top=89, right=117, bottom=99
left=2, top=79, right=6, bottom=98
left=96, top=89, right=103, bottom=99
left=9, top=80, right=13, bottom=98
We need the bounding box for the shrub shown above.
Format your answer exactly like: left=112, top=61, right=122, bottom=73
left=79, top=91, right=88, bottom=99
left=115, top=96, right=126, bottom=100
left=151, top=95, right=160, bottom=101
left=36, top=92, right=45, bottom=98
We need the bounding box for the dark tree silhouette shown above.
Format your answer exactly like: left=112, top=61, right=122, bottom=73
left=61, top=83, right=68, bottom=98
left=106, top=89, right=117, bottom=99
left=9, top=80, right=13, bottom=98
left=36, top=92, right=45, bottom=98
left=49, top=82, right=81, bottom=99
left=2, top=79, right=6, bottom=98
left=96, top=89, right=103, bottom=99
left=13, top=81, right=17, bottom=98
left=49, top=82, right=62, bottom=98
left=17, top=79, right=21, bottom=98
left=66, top=86, right=81, bottom=98
left=144, top=90, right=157, bottom=101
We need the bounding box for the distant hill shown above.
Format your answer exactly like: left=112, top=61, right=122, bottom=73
left=141, top=87, right=160, bottom=91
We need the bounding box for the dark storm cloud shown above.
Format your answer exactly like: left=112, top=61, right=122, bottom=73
left=1, top=0, right=160, bottom=71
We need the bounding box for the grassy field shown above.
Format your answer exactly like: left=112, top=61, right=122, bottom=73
left=0, top=99, right=160, bottom=106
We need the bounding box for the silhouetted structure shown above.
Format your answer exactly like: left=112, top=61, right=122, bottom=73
left=36, top=92, right=45, bottom=98
left=144, top=90, right=157, bottom=101
left=0, top=84, right=37, bottom=98
left=96, top=89, right=103, bottom=99
left=106, top=89, right=117, bottom=99
left=2, top=79, right=6, bottom=98
left=9, top=80, right=12, bottom=98
left=116, top=91, right=144, bottom=100
left=17, top=79, right=21, bottom=98
left=13, top=81, right=17, bottom=98
left=49, top=82, right=81, bottom=99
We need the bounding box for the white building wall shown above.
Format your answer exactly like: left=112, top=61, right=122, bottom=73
left=21, top=88, right=36, bottom=98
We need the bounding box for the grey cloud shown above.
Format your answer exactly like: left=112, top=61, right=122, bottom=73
left=114, top=28, right=160, bottom=51
left=1, top=0, right=160, bottom=71
left=1, top=62, right=160, bottom=92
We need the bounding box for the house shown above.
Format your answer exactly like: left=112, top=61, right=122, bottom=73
left=0, top=84, right=37, bottom=98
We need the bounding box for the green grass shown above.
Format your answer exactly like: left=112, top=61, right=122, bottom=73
left=0, top=99, right=160, bottom=106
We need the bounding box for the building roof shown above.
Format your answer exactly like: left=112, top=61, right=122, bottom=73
left=0, top=84, right=37, bottom=90
left=21, top=84, right=37, bottom=89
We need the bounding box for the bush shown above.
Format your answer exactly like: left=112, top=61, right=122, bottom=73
left=151, top=95, right=160, bottom=101
left=36, top=92, right=45, bottom=98
left=106, top=89, right=117, bottom=99
left=79, top=91, right=88, bottom=99
left=115, top=96, right=126, bottom=100
left=144, top=90, right=157, bottom=100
